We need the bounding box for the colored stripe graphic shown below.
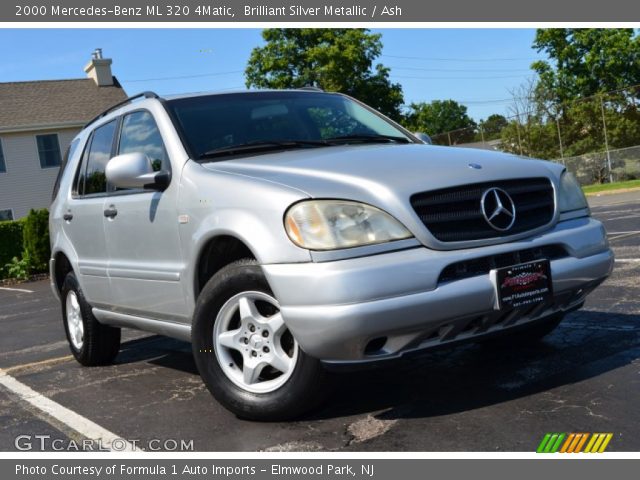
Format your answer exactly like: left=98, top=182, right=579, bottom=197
left=550, top=433, right=565, bottom=453
left=537, top=433, right=552, bottom=453
left=585, top=433, right=613, bottom=453
left=574, top=433, right=589, bottom=453
left=567, top=433, right=583, bottom=453
left=537, top=433, right=613, bottom=453
left=537, top=433, right=565, bottom=453
left=592, top=434, right=606, bottom=452
left=584, top=433, right=598, bottom=453
left=559, top=433, right=574, bottom=453
left=544, top=433, right=559, bottom=453
left=598, top=433, right=613, bottom=453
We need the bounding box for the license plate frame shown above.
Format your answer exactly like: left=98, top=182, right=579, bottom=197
left=491, top=259, right=553, bottom=310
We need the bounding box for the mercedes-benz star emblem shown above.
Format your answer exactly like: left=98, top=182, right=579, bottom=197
left=480, top=188, right=516, bottom=231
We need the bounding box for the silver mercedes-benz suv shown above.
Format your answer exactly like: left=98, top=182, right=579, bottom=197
left=50, top=89, right=614, bottom=420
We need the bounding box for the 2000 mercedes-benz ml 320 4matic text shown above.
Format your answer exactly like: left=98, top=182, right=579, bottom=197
left=50, top=90, right=614, bottom=420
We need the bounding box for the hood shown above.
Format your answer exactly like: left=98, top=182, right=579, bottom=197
left=202, top=144, right=563, bottom=249
left=203, top=143, right=562, bottom=200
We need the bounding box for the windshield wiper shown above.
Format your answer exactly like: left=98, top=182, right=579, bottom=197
left=199, top=140, right=330, bottom=159
left=325, top=134, right=411, bottom=144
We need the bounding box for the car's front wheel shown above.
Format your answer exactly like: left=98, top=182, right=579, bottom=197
left=192, top=260, right=330, bottom=421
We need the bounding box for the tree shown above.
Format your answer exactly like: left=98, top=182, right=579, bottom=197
left=500, top=81, right=640, bottom=163
left=402, top=100, right=477, bottom=145
left=531, top=29, right=640, bottom=105
left=500, top=118, right=559, bottom=160
left=478, top=114, right=508, bottom=141
left=500, top=78, right=558, bottom=158
left=245, top=29, right=404, bottom=120
left=498, top=29, right=640, bottom=184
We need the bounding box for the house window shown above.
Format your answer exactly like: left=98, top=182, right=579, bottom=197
left=0, top=209, right=13, bottom=221
left=0, top=138, right=6, bottom=173
left=36, top=134, right=62, bottom=168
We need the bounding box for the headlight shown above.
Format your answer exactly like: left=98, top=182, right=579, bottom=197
left=558, top=171, right=588, bottom=212
left=284, top=200, right=412, bottom=250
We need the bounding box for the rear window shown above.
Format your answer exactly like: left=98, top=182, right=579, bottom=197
left=52, top=138, right=80, bottom=201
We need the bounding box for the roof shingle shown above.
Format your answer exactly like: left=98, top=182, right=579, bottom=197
left=0, top=78, right=127, bottom=131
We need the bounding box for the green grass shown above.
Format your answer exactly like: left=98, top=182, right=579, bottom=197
left=582, top=179, right=640, bottom=195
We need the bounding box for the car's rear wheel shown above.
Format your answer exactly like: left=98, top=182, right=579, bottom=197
left=61, top=272, right=121, bottom=366
left=192, top=259, right=330, bottom=421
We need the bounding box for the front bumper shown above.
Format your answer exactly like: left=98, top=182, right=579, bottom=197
left=262, top=217, right=614, bottom=363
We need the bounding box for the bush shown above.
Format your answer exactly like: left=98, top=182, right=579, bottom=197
left=0, top=219, right=25, bottom=279
left=22, top=208, right=50, bottom=273
left=3, top=255, right=30, bottom=281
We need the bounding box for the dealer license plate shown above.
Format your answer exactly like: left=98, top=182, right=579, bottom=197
left=492, top=259, right=553, bottom=310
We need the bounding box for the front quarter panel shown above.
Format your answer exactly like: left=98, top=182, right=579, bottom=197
left=178, top=161, right=311, bottom=313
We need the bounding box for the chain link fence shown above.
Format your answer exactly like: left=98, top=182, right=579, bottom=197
left=562, top=145, right=640, bottom=184
left=428, top=85, right=640, bottom=185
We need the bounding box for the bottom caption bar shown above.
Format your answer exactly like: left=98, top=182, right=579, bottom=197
left=3, top=459, right=638, bottom=480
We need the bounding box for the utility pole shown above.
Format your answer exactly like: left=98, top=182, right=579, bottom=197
left=556, top=116, right=564, bottom=164
left=599, top=94, right=614, bottom=183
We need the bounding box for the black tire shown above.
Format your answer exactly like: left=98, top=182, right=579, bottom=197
left=481, top=312, right=565, bottom=348
left=61, top=272, right=121, bottom=366
left=192, top=259, right=330, bottom=421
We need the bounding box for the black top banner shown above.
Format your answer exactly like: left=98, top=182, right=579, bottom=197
left=4, top=0, right=640, bottom=22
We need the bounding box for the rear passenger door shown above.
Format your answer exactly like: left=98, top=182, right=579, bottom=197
left=102, top=110, right=187, bottom=322
left=62, top=120, right=117, bottom=306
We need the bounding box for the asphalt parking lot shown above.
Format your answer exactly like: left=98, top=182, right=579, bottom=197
left=1, top=191, right=639, bottom=452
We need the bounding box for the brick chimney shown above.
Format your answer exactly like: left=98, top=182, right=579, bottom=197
left=84, top=48, right=114, bottom=87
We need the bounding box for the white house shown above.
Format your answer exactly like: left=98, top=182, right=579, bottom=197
left=0, top=50, right=127, bottom=220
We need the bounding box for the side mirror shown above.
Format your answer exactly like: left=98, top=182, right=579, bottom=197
left=413, top=132, right=433, bottom=145
left=105, top=152, right=170, bottom=191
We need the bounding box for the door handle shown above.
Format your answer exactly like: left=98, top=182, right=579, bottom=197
left=103, top=205, right=118, bottom=218
left=63, top=212, right=73, bottom=221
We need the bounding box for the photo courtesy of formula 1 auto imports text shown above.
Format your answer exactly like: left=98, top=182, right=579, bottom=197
left=0, top=0, right=639, bottom=478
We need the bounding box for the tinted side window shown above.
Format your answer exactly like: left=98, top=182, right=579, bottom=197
left=118, top=111, right=168, bottom=172
left=52, top=138, right=80, bottom=201
left=74, top=138, right=90, bottom=196
left=85, top=121, right=117, bottom=195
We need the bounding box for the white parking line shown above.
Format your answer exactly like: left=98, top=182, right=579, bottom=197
left=0, top=287, right=34, bottom=293
left=0, top=369, right=135, bottom=451
left=615, top=258, right=640, bottom=263
left=605, top=215, right=640, bottom=222
left=607, top=231, right=640, bottom=235
left=609, top=232, right=640, bottom=241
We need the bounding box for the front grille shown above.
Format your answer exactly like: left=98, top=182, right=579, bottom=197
left=438, top=244, right=568, bottom=284
left=410, top=177, right=555, bottom=242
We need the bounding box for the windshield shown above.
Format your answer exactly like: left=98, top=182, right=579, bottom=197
left=166, top=91, right=414, bottom=160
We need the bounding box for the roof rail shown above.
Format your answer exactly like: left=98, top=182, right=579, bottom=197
left=83, top=91, right=160, bottom=128
left=297, top=86, right=324, bottom=92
